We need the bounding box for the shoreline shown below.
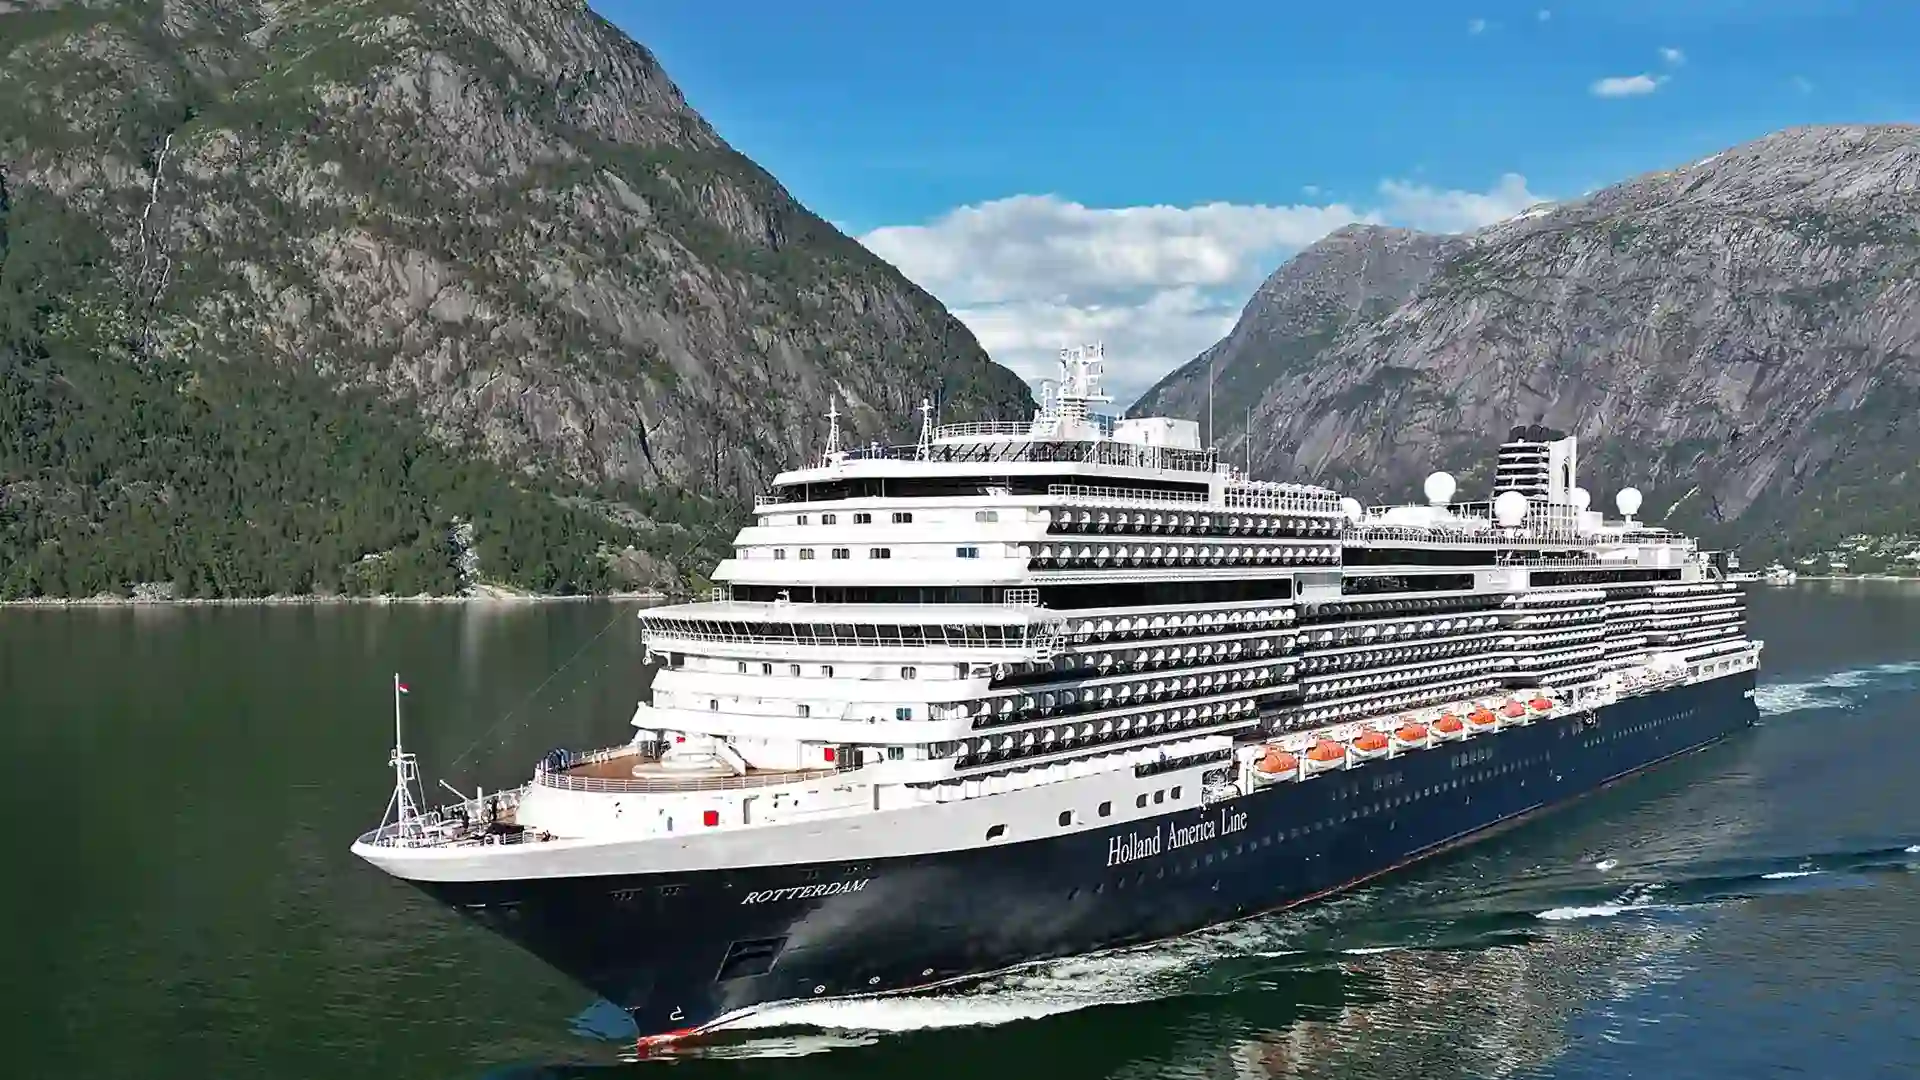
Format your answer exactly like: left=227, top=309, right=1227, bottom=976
left=0, top=590, right=675, bottom=609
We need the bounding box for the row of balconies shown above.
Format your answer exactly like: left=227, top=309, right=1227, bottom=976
left=1279, top=676, right=1506, bottom=730
left=1046, top=507, right=1339, bottom=538
left=948, top=700, right=1260, bottom=769
left=1067, top=606, right=1296, bottom=642
left=1031, top=543, right=1341, bottom=569
left=1294, top=613, right=1502, bottom=649
left=1048, top=635, right=1289, bottom=675
left=1303, top=658, right=1494, bottom=700
left=961, top=664, right=1288, bottom=729
left=1299, top=637, right=1494, bottom=675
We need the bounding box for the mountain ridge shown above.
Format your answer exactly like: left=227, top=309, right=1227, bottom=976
left=1131, top=123, right=1920, bottom=559
left=1, top=0, right=1032, bottom=598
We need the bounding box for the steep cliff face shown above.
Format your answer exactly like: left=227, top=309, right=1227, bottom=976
left=0, top=0, right=1032, bottom=596
left=1131, top=224, right=1466, bottom=459
left=1134, top=125, right=1920, bottom=557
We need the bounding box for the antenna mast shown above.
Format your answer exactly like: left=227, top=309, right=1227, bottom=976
left=382, top=673, right=423, bottom=844
left=822, top=399, right=842, bottom=465
left=916, top=397, right=933, bottom=459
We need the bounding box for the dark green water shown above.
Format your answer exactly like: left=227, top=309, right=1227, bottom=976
left=4, top=586, right=1919, bottom=1079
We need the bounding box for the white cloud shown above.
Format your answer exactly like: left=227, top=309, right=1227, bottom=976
left=1376, top=173, right=1542, bottom=234
left=1591, top=73, right=1664, bottom=97
left=859, top=175, right=1548, bottom=406
left=1660, top=46, right=1686, bottom=66
left=1468, top=17, right=1488, bottom=34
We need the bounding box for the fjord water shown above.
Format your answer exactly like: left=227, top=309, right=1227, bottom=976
left=3, top=587, right=1918, bottom=1079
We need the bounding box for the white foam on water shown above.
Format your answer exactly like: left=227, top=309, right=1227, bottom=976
left=1340, top=945, right=1405, bottom=955
left=1536, top=903, right=1662, bottom=921
left=714, top=915, right=1308, bottom=1036
left=1594, top=858, right=1620, bottom=872
left=1905, top=845, right=1920, bottom=854
left=1758, top=659, right=1920, bottom=716
left=1760, top=870, right=1823, bottom=880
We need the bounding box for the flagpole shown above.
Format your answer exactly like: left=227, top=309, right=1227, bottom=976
left=392, top=672, right=405, bottom=831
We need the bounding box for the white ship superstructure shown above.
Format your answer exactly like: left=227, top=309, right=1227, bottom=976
left=353, top=341, right=1762, bottom=1043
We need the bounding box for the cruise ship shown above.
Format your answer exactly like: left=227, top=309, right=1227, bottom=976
left=351, top=343, right=1762, bottom=1045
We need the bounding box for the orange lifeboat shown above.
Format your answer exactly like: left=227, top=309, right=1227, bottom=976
left=1468, top=708, right=1498, bottom=727
left=1396, top=722, right=1429, bottom=742
left=1256, top=748, right=1299, bottom=774
left=1307, top=739, right=1347, bottom=762
left=1435, top=714, right=1465, bottom=734
left=1500, top=701, right=1527, bottom=719
left=1352, top=730, right=1390, bottom=757
left=1529, top=696, right=1554, bottom=712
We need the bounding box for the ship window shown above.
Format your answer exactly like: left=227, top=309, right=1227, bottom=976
left=796, top=514, right=809, bottom=525
left=956, top=546, right=980, bottom=559
left=773, top=549, right=787, bottom=560
left=789, top=664, right=801, bottom=676
left=892, top=512, right=913, bottom=523
left=799, top=548, right=815, bottom=560
left=822, top=513, right=838, bottom=524
left=832, top=548, right=850, bottom=560
left=1098, top=801, right=1112, bottom=817
left=1058, top=811, right=1073, bottom=827
left=870, top=548, right=892, bottom=559
left=1171, top=786, right=1183, bottom=800
left=822, top=665, right=834, bottom=677
left=986, top=824, right=1007, bottom=841
left=853, top=512, right=873, bottom=524
left=1154, top=790, right=1166, bottom=805
left=1136, top=793, right=1148, bottom=809
left=955, top=664, right=969, bottom=678
left=761, top=663, right=774, bottom=675
left=901, top=666, right=918, bottom=679
left=798, top=704, right=811, bottom=718
left=737, top=662, right=748, bottom=674
left=975, top=510, right=998, bottom=522
left=895, top=707, right=912, bottom=721
left=887, top=747, right=904, bottom=761
left=709, top=699, right=719, bottom=711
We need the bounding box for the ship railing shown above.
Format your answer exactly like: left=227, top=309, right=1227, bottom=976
left=934, top=421, right=1041, bottom=439
left=532, top=762, right=839, bottom=794
left=641, top=622, right=1050, bottom=653
left=818, top=438, right=1223, bottom=475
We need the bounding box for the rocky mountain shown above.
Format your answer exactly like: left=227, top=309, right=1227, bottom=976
left=1133, top=224, right=1468, bottom=453
left=0, top=0, right=1031, bottom=598
left=1131, top=125, right=1920, bottom=560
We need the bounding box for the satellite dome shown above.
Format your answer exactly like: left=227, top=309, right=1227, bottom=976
left=1340, top=497, right=1364, bottom=524
left=1423, top=471, right=1457, bottom=506
left=1570, top=487, right=1591, bottom=511
left=1493, top=490, right=1529, bottom=526
left=1616, top=487, right=1643, bottom=518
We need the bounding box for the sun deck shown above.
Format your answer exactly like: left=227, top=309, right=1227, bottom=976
left=536, top=745, right=838, bottom=793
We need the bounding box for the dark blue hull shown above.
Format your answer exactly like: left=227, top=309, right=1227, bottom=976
left=426, top=671, right=1757, bottom=1037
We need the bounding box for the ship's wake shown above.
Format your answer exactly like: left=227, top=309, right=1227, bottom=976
left=1755, top=659, right=1920, bottom=716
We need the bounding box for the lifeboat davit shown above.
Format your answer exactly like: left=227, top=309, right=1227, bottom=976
left=1255, top=747, right=1300, bottom=777
left=1468, top=708, right=1499, bottom=729
left=1304, top=738, right=1347, bottom=773
left=1433, top=714, right=1466, bottom=741
left=1529, top=696, right=1554, bottom=713
left=1352, top=730, right=1390, bottom=759
left=1500, top=700, right=1528, bottom=719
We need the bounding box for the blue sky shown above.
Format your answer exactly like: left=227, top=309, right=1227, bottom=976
left=598, top=0, right=1918, bottom=405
